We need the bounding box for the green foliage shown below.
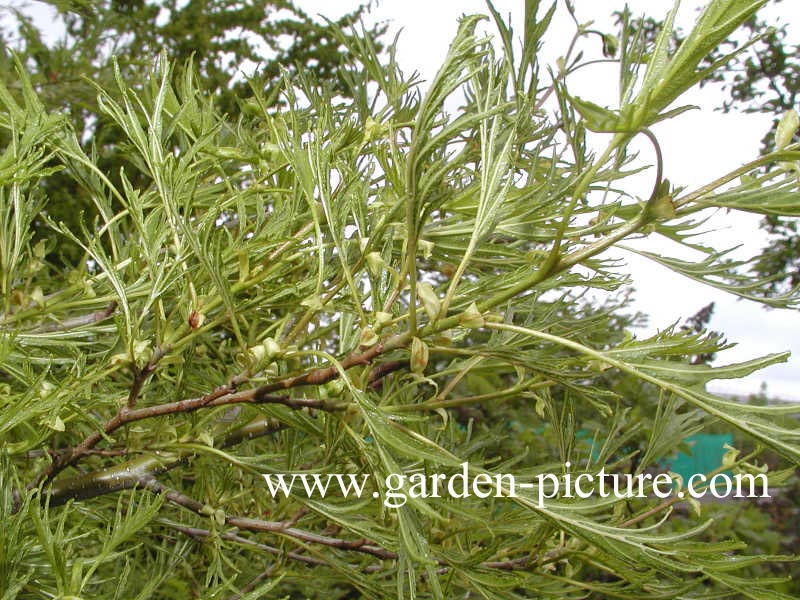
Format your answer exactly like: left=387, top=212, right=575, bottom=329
left=0, top=0, right=385, bottom=265
left=625, top=0, right=800, bottom=295
left=1, top=1, right=799, bottom=597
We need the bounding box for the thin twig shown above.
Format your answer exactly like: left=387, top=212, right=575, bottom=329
left=144, top=477, right=399, bottom=560
left=640, top=127, right=664, bottom=205
left=169, top=522, right=326, bottom=567
left=126, top=345, right=164, bottom=409
left=24, top=301, right=118, bottom=334
left=30, top=321, right=399, bottom=494
left=367, top=360, right=408, bottom=389
left=29, top=377, right=240, bottom=488
left=40, top=418, right=286, bottom=507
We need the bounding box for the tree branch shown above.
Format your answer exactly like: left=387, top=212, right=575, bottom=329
left=30, top=337, right=400, bottom=491
left=24, top=300, right=118, bottom=333
left=144, top=477, right=399, bottom=560
left=39, top=417, right=285, bottom=508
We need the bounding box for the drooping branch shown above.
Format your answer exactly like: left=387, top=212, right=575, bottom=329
left=151, top=480, right=547, bottom=580
left=24, top=301, right=118, bottom=333
left=30, top=338, right=404, bottom=489
left=40, top=417, right=286, bottom=507
left=144, top=477, right=399, bottom=560
left=30, top=378, right=242, bottom=488
left=168, top=522, right=328, bottom=569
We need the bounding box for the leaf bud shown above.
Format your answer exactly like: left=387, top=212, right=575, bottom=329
left=602, top=34, right=618, bottom=58
left=375, top=311, right=393, bottom=329
left=458, top=302, right=484, bottom=328
left=417, top=281, right=441, bottom=321
left=410, top=337, right=429, bottom=374
left=188, top=310, right=205, bottom=330
left=775, top=109, right=799, bottom=150
left=263, top=337, right=282, bottom=359
left=648, top=195, right=675, bottom=220
left=359, top=326, right=379, bottom=348
left=365, top=252, right=384, bottom=277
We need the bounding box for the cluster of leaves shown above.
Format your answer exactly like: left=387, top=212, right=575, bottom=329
left=0, top=0, right=385, bottom=265
left=705, top=0, right=800, bottom=296
left=1, top=0, right=800, bottom=597
left=626, top=0, right=800, bottom=295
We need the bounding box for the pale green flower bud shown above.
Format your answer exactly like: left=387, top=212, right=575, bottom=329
left=775, top=109, right=799, bottom=150
left=417, top=281, right=441, bottom=321
left=410, top=337, right=429, bottom=374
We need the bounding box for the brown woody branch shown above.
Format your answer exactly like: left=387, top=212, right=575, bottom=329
left=31, top=340, right=394, bottom=489
left=41, top=417, right=285, bottom=507
left=150, top=480, right=542, bottom=583
left=126, top=346, right=164, bottom=409
left=30, top=378, right=239, bottom=488
left=144, top=477, right=398, bottom=560
left=368, top=359, right=408, bottom=389
left=170, top=523, right=327, bottom=569
left=25, top=301, right=118, bottom=334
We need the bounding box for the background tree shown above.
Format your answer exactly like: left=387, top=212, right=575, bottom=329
left=2, top=0, right=800, bottom=597
left=0, top=0, right=385, bottom=264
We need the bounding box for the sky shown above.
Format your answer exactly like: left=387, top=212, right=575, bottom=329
left=4, top=0, right=799, bottom=399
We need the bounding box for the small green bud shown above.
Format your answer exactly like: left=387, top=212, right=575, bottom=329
left=214, top=509, right=226, bottom=527
left=775, top=109, right=799, bottom=150
left=375, top=311, right=393, bottom=329
left=301, top=295, right=323, bottom=311
left=132, top=339, right=152, bottom=367
left=740, top=173, right=757, bottom=187
left=33, top=239, right=47, bottom=259
left=410, top=337, right=429, bottom=374
left=365, top=252, right=384, bottom=277
left=43, top=414, right=65, bottom=432
left=248, top=344, right=267, bottom=364
left=38, top=380, right=55, bottom=399
left=587, top=359, right=612, bottom=372
left=602, top=34, right=618, bottom=58
left=648, top=195, right=675, bottom=220
left=458, top=302, right=484, bottom=329
left=359, top=326, right=379, bottom=347
left=236, top=341, right=275, bottom=371
left=30, top=286, right=44, bottom=307
left=110, top=352, right=130, bottom=367
left=363, top=116, right=384, bottom=143
left=417, top=281, right=441, bottom=321
left=263, top=337, right=282, bottom=359
left=722, top=443, right=740, bottom=469
left=260, top=142, right=280, bottom=160
left=324, top=379, right=345, bottom=398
